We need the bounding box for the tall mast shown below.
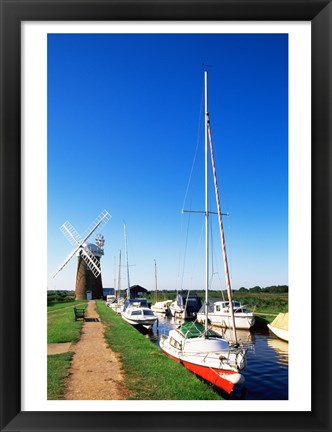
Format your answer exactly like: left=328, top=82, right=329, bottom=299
left=154, top=259, right=158, bottom=303
left=204, top=70, right=209, bottom=334
left=207, top=124, right=238, bottom=344
left=124, top=223, right=130, bottom=299
left=117, top=250, right=121, bottom=300
left=114, top=256, right=117, bottom=294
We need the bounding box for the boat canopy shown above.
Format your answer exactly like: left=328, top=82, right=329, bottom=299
left=122, top=298, right=149, bottom=312
left=270, top=312, right=288, bottom=330
left=179, top=322, right=218, bottom=339
left=176, top=292, right=202, bottom=312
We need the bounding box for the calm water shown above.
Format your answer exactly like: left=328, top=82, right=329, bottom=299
left=138, top=315, right=288, bottom=400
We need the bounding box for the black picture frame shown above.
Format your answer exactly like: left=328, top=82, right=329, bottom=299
left=0, top=1, right=331, bottom=431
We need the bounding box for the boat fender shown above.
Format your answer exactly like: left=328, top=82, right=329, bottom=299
left=236, top=352, right=247, bottom=370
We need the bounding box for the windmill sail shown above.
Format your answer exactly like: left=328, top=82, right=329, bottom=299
left=60, top=221, right=83, bottom=246
left=80, top=247, right=102, bottom=278
left=53, top=209, right=111, bottom=278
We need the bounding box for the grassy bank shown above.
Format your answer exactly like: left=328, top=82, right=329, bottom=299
left=47, top=300, right=88, bottom=312
left=47, top=352, right=73, bottom=399
left=47, top=301, right=86, bottom=343
left=96, top=301, right=223, bottom=400
left=47, top=302, right=86, bottom=399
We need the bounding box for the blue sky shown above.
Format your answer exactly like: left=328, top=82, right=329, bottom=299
left=47, top=33, right=288, bottom=292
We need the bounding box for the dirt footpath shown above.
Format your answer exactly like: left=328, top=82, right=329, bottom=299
left=65, top=301, right=128, bottom=400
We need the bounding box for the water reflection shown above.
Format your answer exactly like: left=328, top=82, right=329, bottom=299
left=267, top=337, right=288, bottom=367
left=211, top=326, right=255, bottom=345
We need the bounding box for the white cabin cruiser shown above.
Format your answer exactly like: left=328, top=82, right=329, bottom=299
left=197, top=300, right=255, bottom=330
left=151, top=300, right=172, bottom=314
left=121, top=298, right=158, bottom=329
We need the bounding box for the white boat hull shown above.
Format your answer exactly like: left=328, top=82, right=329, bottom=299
left=109, top=303, right=123, bottom=314
left=197, top=312, right=255, bottom=330
left=151, top=300, right=172, bottom=314
left=267, top=313, right=288, bottom=342
left=267, top=324, right=289, bottom=342
left=160, top=329, right=246, bottom=394
left=121, top=313, right=157, bottom=329
left=169, top=306, right=186, bottom=319
left=121, top=302, right=158, bottom=330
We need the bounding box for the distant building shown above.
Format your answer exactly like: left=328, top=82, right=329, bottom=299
left=126, top=285, right=148, bottom=299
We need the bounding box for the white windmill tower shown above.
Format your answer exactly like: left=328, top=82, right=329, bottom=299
left=53, top=209, right=111, bottom=300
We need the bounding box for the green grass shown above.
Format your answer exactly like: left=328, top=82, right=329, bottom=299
left=47, top=300, right=88, bottom=312
left=235, top=294, right=288, bottom=323
left=47, top=305, right=85, bottom=343
left=96, top=301, right=223, bottom=400
left=47, top=352, right=73, bottom=399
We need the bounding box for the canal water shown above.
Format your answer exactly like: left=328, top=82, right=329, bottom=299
left=138, top=314, right=288, bottom=400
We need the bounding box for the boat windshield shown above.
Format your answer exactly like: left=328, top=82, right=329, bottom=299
left=123, top=298, right=148, bottom=311
left=131, top=310, right=142, bottom=316
left=143, top=310, right=155, bottom=316
left=234, top=307, right=251, bottom=313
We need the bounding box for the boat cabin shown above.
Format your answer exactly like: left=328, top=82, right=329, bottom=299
left=122, top=298, right=149, bottom=312
left=176, top=291, right=202, bottom=313
left=214, top=301, right=250, bottom=314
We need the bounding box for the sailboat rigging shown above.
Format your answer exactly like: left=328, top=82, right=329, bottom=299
left=159, top=71, right=247, bottom=394
left=124, top=223, right=131, bottom=299
left=121, top=224, right=158, bottom=329
left=108, top=250, right=125, bottom=314
left=151, top=261, right=173, bottom=315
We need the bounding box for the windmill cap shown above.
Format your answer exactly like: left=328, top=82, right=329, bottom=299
left=85, top=242, right=104, bottom=256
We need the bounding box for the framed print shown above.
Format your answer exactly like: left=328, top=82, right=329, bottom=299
left=0, top=1, right=331, bottom=431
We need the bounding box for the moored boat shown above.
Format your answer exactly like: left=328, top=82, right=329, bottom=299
left=151, top=300, right=172, bottom=314
left=197, top=300, right=255, bottom=330
left=121, top=298, right=158, bottom=329
left=267, top=312, right=288, bottom=342
left=108, top=297, right=125, bottom=314
left=160, top=322, right=246, bottom=394
left=150, top=260, right=172, bottom=315
left=169, top=291, right=202, bottom=319
left=160, top=71, right=247, bottom=394
left=120, top=224, right=158, bottom=329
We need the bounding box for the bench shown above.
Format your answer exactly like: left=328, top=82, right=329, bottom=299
left=74, top=307, right=85, bottom=321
